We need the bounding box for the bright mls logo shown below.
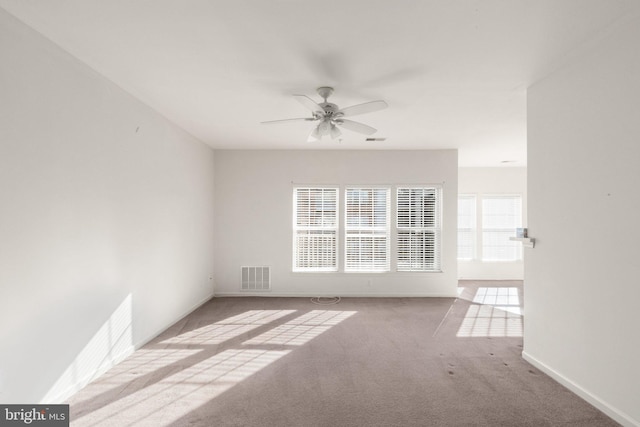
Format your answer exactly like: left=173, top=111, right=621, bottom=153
left=0, top=405, right=68, bottom=426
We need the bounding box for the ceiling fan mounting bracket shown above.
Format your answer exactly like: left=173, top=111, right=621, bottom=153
left=317, top=86, right=334, bottom=101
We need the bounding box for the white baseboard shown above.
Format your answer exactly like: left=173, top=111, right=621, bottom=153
left=214, top=292, right=456, bottom=298
left=522, top=351, right=638, bottom=427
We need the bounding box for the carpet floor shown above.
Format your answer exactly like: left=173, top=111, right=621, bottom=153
left=67, top=281, right=618, bottom=426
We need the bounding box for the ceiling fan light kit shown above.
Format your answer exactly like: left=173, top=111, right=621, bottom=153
left=262, top=87, right=387, bottom=142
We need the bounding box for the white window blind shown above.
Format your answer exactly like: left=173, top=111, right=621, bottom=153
left=458, top=195, right=477, bottom=260
left=396, top=187, right=441, bottom=271
left=345, top=187, right=390, bottom=272
left=293, top=187, right=338, bottom=271
left=482, top=196, right=522, bottom=261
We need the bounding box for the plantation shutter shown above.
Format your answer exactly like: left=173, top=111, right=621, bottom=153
left=396, top=187, right=441, bottom=271
left=293, top=187, right=338, bottom=271
left=482, top=196, right=522, bottom=261
left=345, top=188, right=390, bottom=272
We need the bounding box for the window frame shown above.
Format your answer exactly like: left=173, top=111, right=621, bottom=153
left=292, top=186, right=339, bottom=272
left=344, top=186, right=391, bottom=273
left=481, top=194, right=523, bottom=262
left=395, top=186, right=442, bottom=272
left=457, top=194, right=477, bottom=261
left=292, top=184, right=444, bottom=274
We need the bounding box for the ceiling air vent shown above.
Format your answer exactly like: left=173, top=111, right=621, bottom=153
left=365, top=137, right=386, bottom=142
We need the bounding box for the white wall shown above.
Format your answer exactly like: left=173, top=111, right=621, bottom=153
left=214, top=149, right=458, bottom=297
left=525, top=14, right=640, bottom=427
left=0, top=10, right=216, bottom=403
left=458, top=167, right=527, bottom=280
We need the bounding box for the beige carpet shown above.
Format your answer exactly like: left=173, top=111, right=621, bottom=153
left=67, top=281, right=618, bottom=426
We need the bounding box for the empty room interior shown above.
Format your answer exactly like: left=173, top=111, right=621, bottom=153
left=1, top=1, right=639, bottom=426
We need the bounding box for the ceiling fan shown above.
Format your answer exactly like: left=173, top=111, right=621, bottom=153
left=262, top=87, right=387, bottom=142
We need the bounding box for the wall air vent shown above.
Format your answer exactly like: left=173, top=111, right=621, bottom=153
left=365, top=137, right=386, bottom=141
left=241, top=266, right=271, bottom=291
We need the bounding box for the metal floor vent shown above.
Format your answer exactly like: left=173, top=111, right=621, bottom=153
left=241, top=266, right=271, bottom=291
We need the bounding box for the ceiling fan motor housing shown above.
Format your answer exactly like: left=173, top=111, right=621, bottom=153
left=319, top=102, right=340, bottom=119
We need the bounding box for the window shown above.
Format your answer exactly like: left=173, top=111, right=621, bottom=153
left=345, top=187, right=390, bottom=272
left=457, top=195, right=477, bottom=260
left=396, top=187, right=441, bottom=271
left=293, top=187, right=338, bottom=271
left=482, top=196, right=522, bottom=261
left=293, top=185, right=442, bottom=273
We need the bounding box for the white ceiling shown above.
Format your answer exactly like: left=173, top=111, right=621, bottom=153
left=1, top=0, right=638, bottom=166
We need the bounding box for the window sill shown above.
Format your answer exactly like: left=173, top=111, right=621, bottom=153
left=291, top=270, right=444, bottom=275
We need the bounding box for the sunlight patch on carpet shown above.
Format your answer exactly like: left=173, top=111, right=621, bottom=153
left=243, top=310, right=357, bottom=346
left=457, top=287, right=523, bottom=337
left=161, top=310, right=296, bottom=345
left=71, top=349, right=290, bottom=427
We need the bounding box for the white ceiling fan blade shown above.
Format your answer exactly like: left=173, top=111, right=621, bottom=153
left=307, top=125, right=320, bottom=142
left=330, top=124, right=342, bottom=139
left=261, top=117, right=316, bottom=124
left=337, top=119, right=377, bottom=135
left=339, top=100, right=388, bottom=117
left=294, top=95, right=325, bottom=115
